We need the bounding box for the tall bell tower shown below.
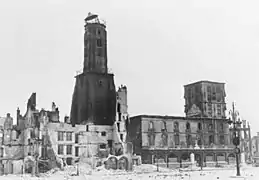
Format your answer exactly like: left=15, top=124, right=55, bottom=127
left=70, top=13, right=116, bottom=126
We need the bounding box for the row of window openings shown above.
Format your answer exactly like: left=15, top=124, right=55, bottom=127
left=58, top=131, right=107, bottom=142
left=148, top=135, right=225, bottom=146
left=57, top=145, right=79, bottom=156
left=187, top=86, right=223, bottom=101
left=148, top=122, right=224, bottom=131
left=59, top=143, right=114, bottom=154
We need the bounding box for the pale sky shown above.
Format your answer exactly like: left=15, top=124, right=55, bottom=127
left=0, top=0, right=259, bottom=135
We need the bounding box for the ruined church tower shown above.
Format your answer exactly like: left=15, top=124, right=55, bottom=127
left=70, top=13, right=116, bottom=126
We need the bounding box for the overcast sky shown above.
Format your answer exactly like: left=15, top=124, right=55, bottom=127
left=0, top=0, right=258, bottom=135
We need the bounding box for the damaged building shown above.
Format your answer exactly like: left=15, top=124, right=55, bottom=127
left=128, top=81, right=248, bottom=168
left=0, top=13, right=133, bottom=175
left=70, top=13, right=116, bottom=126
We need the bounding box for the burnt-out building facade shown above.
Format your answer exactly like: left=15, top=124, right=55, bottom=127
left=127, top=80, right=238, bottom=168
left=70, top=13, right=116, bottom=126
left=184, top=81, right=226, bottom=119
left=128, top=115, right=234, bottom=167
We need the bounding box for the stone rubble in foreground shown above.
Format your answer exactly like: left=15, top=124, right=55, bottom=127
left=0, top=164, right=258, bottom=180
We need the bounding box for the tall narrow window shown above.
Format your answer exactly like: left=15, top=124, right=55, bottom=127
left=174, top=122, right=179, bottom=131
left=117, top=123, right=120, bottom=132
left=149, top=121, right=154, bottom=129
left=75, top=147, right=79, bottom=157
left=67, top=145, right=72, bottom=155
left=198, top=122, right=202, bottom=130
left=217, top=104, right=221, bottom=116
left=97, top=39, right=102, bottom=47
left=148, top=134, right=155, bottom=146
left=209, top=135, right=214, bottom=144
left=58, top=145, right=64, bottom=155
left=97, top=48, right=102, bottom=56
left=174, top=134, right=180, bottom=145
left=66, top=132, right=72, bottom=141
left=161, top=121, right=166, bottom=130
left=58, top=132, right=64, bottom=141
left=186, top=122, right=190, bottom=130
left=75, top=133, right=79, bottom=143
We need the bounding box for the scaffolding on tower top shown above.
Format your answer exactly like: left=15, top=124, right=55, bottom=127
left=85, top=12, right=106, bottom=27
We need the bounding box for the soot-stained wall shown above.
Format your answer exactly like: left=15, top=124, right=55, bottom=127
left=70, top=72, right=116, bottom=126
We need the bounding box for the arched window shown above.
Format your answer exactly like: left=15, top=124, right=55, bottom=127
left=174, top=122, right=179, bottom=130
left=186, top=122, right=190, bottom=130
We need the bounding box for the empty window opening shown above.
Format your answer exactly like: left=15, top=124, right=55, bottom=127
left=75, top=133, right=79, bottom=143
left=97, top=29, right=101, bottom=35
left=58, top=145, right=64, bottom=155
left=117, top=103, right=121, bottom=113
left=67, top=145, right=72, bottom=155
left=209, top=135, right=214, bottom=144
left=107, top=140, right=113, bottom=148
left=149, top=121, right=154, bottom=129
left=174, top=122, right=179, bottom=130
left=66, top=158, right=72, bottom=165
left=117, top=123, right=120, bottom=132
left=100, top=144, right=106, bottom=149
left=97, top=39, right=102, bottom=47
left=174, top=134, right=180, bottom=145
left=86, top=125, right=89, bottom=132
left=120, top=134, right=123, bottom=141
left=186, top=122, right=190, bottom=130
left=198, top=122, right=202, bottom=130
left=101, top=131, right=106, bottom=136
left=161, top=121, right=166, bottom=130
left=66, top=132, right=72, bottom=141
left=75, top=147, right=79, bottom=157
left=118, top=113, right=122, bottom=121
left=58, top=131, right=64, bottom=141
left=97, top=48, right=102, bottom=56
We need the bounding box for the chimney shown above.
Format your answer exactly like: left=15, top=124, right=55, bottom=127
left=17, top=107, right=20, bottom=123
left=52, top=102, right=56, bottom=112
